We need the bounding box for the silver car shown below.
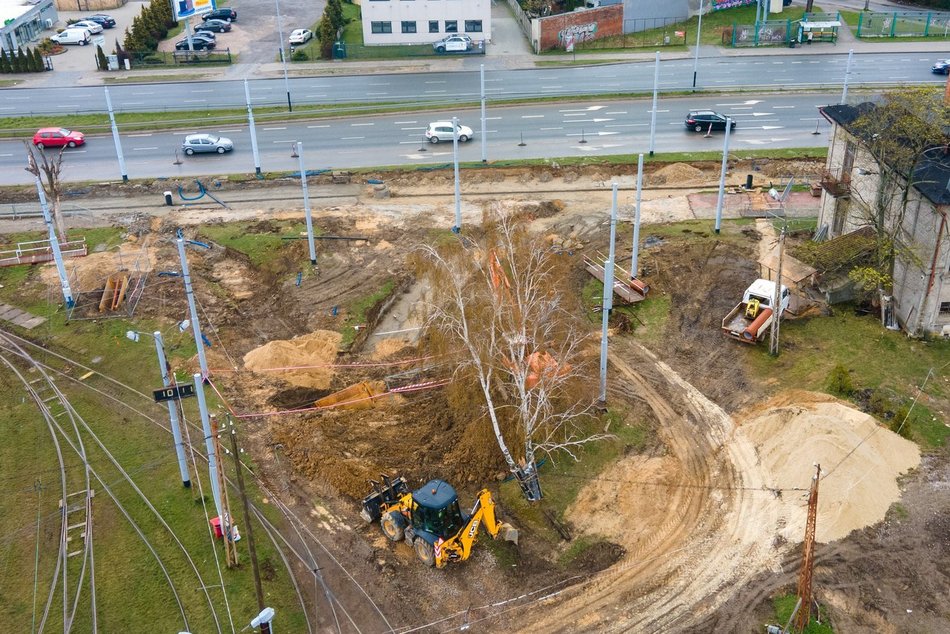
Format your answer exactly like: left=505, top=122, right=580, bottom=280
left=182, top=133, right=233, bottom=155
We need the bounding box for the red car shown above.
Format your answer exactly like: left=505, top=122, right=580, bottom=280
left=33, top=128, right=85, bottom=149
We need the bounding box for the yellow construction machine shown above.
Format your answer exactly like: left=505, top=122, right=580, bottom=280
left=360, top=475, right=519, bottom=568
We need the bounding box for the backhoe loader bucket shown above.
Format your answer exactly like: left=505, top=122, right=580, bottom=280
left=498, top=522, right=519, bottom=545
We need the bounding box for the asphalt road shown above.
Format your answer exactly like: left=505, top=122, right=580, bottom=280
left=0, top=51, right=947, bottom=116
left=0, top=92, right=840, bottom=185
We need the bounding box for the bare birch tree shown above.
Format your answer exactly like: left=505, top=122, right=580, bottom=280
left=419, top=208, right=607, bottom=501
left=846, top=87, right=950, bottom=323
left=24, top=143, right=68, bottom=242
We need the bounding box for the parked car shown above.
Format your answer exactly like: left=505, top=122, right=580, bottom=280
left=203, top=8, right=237, bottom=22
left=289, top=29, right=313, bottom=45
left=175, top=37, right=215, bottom=51
left=433, top=35, right=472, bottom=53
left=196, top=19, right=231, bottom=34
left=425, top=121, right=474, bottom=144
left=69, top=20, right=103, bottom=34
left=684, top=110, right=737, bottom=133
left=181, top=133, right=233, bottom=155
left=50, top=28, right=92, bottom=46
left=84, top=14, right=116, bottom=29
left=932, top=59, right=950, bottom=75
left=33, top=128, right=85, bottom=149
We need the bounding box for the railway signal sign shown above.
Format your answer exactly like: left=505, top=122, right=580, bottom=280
left=153, top=383, right=196, bottom=403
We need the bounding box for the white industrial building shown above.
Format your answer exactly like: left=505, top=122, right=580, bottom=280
left=358, top=0, right=491, bottom=45
left=0, top=0, right=58, bottom=52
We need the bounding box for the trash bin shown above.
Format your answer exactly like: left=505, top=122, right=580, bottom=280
left=745, top=175, right=754, bottom=190
left=210, top=516, right=223, bottom=539
left=789, top=39, right=796, bottom=48
left=333, top=42, right=346, bottom=59
left=163, top=190, right=173, bottom=206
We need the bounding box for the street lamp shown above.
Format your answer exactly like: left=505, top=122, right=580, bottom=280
left=692, top=0, right=703, bottom=90
left=275, top=0, right=293, bottom=111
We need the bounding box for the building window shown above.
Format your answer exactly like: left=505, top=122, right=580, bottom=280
left=832, top=197, right=849, bottom=235
left=402, top=21, right=417, bottom=34
left=464, top=20, right=483, bottom=33
left=941, top=302, right=950, bottom=315
left=842, top=140, right=856, bottom=176
left=429, top=20, right=439, bottom=33
left=445, top=20, right=458, bottom=33
left=371, top=21, right=392, bottom=34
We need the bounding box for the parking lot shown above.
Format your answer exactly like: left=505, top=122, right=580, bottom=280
left=47, top=1, right=148, bottom=74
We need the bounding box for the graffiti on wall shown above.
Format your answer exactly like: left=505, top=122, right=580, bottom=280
left=558, top=22, right=598, bottom=45
left=711, top=0, right=756, bottom=9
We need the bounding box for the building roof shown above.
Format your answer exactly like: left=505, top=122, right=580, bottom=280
left=821, top=103, right=950, bottom=206
left=0, top=1, right=42, bottom=25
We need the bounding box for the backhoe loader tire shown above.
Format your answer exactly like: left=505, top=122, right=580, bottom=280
left=414, top=537, right=436, bottom=567
left=381, top=511, right=405, bottom=542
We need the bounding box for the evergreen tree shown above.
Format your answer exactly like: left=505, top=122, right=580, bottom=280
left=318, top=16, right=335, bottom=59
left=327, top=0, right=345, bottom=32
left=0, top=50, right=10, bottom=74
left=96, top=44, right=108, bottom=70
left=30, top=47, right=42, bottom=72
left=13, top=48, right=25, bottom=73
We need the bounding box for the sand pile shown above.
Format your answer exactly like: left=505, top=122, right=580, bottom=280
left=648, top=163, right=705, bottom=186
left=243, top=330, right=342, bottom=389
left=739, top=398, right=921, bottom=543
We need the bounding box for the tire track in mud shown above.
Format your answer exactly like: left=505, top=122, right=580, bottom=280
left=519, top=340, right=781, bottom=632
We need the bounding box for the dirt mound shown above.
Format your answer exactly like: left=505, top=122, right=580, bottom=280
left=648, top=163, right=705, bottom=186
left=738, top=395, right=921, bottom=543
left=243, top=330, right=342, bottom=389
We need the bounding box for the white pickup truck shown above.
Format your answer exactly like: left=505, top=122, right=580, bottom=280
left=721, top=279, right=790, bottom=344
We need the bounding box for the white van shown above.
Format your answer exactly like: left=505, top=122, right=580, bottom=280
left=51, top=28, right=92, bottom=46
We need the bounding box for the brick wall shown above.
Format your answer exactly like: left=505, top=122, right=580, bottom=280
left=537, top=6, right=623, bottom=51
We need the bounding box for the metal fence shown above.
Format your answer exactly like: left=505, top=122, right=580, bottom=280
left=728, top=20, right=792, bottom=47
left=128, top=48, right=232, bottom=67
left=857, top=10, right=950, bottom=38
left=575, top=19, right=688, bottom=50
left=338, top=41, right=486, bottom=59
left=506, top=0, right=533, bottom=38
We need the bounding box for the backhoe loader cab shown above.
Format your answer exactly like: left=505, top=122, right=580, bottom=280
left=361, top=475, right=519, bottom=568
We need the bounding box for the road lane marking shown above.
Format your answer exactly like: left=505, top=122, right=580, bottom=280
left=340, top=136, right=365, bottom=140
left=521, top=115, right=544, bottom=119
left=307, top=124, right=330, bottom=128
left=218, top=129, right=242, bottom=133
left=128, top=133, right=153, bottom=137
left=305, top=94, right=327, bottom=98
left=183, top=99, right=206, bottom=103
left=132, top=147, right=158, bottom=151
left=424, top=90, right=447, bottom=93
left=191, top=89, right=213, bottom=93
left=605, top=111, right=627, bottom=115
left=263, top=126, right=287, bottom=130
left=540, top=127, right=563, bottom=130
left=366, top=92, right=388, bottom=95
left=425, top=80, right=446, bottom=84
left=57, top=105, right=79, bottom=108
left=773, top=105, right=796, bottom=109
left=351, top=123, right=374, bottom=126
left=486, top=116, right=502, bottom=120
left=394, top=121, right=417, bottom=124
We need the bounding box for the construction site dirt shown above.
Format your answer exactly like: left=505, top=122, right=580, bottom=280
left=4, top=159, right=948, bottom=633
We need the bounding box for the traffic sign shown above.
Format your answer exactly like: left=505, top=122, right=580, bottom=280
left=153, top=383, right=196, bottom=403
left=94, top=35, right=105, bottom=47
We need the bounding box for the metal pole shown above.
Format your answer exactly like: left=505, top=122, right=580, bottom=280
left=194, top=374, right=223, bottom=524
left=176, top=234, right=209, bottom=378
left=103, top=87, right=128, bottom=182
left=185, top=16, right=194, bottom=52
left=631, top=153, right=644, bottom=279
left=714, top=117, right=732, bottom=234
left=228, top=418, right=269, bottom=633
left=480, top=64, right=487, bottom=163
left=769, top=228, right=786, bottom=356
left=648, top=51, right=659, bottom=157
left=33, top=173, right=73, bottom=308
left=295, top=142, right=317, bottom=265
left=452, top=115, right=462, bottom=233
left=599, top=183, right=619, bottom=404
left=692, top=0, right=703, bottom=89
left=275, top=0, right=292, bottom=111
left=840, top=48, right=854, bottom=105
left=153, top=331, right=191, bottom=487
left=244, top=79, right=262, bottom=176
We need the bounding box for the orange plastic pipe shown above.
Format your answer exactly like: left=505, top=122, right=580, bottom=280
left=743, top=307, right=772, bottom=341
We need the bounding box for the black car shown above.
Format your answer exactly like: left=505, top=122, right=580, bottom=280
left=175, top=38, right=215, bottom=51
left=195, top=19, right=232, bottom=34
left=84, top=14, right=116, bottom=28
left=685, top=110, right=737, bottom=133
left=203, top=8, right=237, bottom=22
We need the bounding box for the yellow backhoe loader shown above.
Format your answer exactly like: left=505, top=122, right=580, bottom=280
left=360, top=475, right=519, bottom=568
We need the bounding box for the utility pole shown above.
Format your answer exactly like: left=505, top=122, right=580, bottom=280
left=230, top=418, right=270, bottom=634
left=631, top=153, right=644, bottom=279
left=714, top=117, right=732, bottom=234
left=769, top=227, right=786, bottom=357
left=275, top=0, right=292, bottom=111
left=648, top=51, right=659, bottom=156
left=599, top=183, right=619, bottom=404
left=480, top=64, right=487, bottom=163
left=176, top=232, right=209, bottom=378
left=32, top=171, right=73, bottom=308
left=295, top=142, right=317, bottom=265
left=840, top=48, right=854, bottom=105
left=212, top=416, right=237, bottom=567
left=103, top=87, right=128, bottom=183
left=194, top=374, right=223, bottom=526
left=795, top=464, right=821, bottom=632
left=692, top=0, right=703, bottom=90
left=452, top=115, right=462, bottom=233
left=153, top=331, right=191, bottom=488
left=244, top=79, right=262, bottom=176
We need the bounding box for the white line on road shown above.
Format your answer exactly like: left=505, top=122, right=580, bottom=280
left=305, top=94, right=327, bottom=98
left=366, top=92, right=388, bottom=96
left=351, top=122, right=374, bottom=126
left=400, top=127, right=423, bottom=130
left=128, top=133, right=153, bottom=137
left=340, top=136, right=365, bottom=140
left=542, top=86, right=564, bottom=89
left=486, top=116, right=502, bottom=120
left=123, top=101, right=144, bottom=105
left=424, top=90, right=447, bottom=93
left=425, top=80, right=446, bottom=84
left=605, top=111, right=627, bottom=115
left=522, top=115, right=544, bottom=119
left=132, top=147, right=158, bottom=151
left=57, top=105, right=79, bottom=108
left=191, top=89, right=213, bottom=93
left=394, top=121, right=417, bottom=124
left=218, top=129, right=243, bottom=133
left=540, top=127, right=563, bottom=130
left=263, top=126, right=287, bottom=130
left=0, top=153, right=12, bottom=157
left=183, top=99, right=206, bottom=103
left=173, top=131, right=198, bottom=135
left=368, top=82, right=391, bottom=85
left=132, top=91, right=155, bottom=95
left=772, top=105, right=796, bottom=109
left=5, top=97, right=29, bottom=100
left=605, top=123, right=641, bottom=128
left=307, top=124, right=330, bottom=128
